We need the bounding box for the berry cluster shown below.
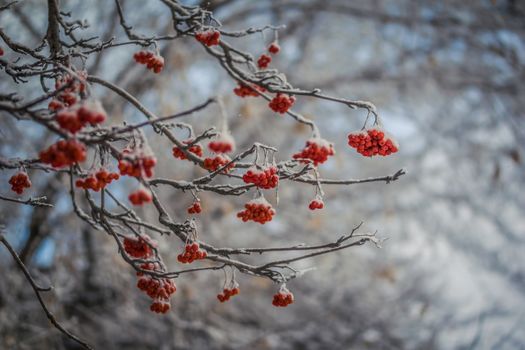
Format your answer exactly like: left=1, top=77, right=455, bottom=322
left=118, top=152, right=157, bottom=178
left=242, top=166, right=278, bottom=189
left=237, top=198, right=276, bottom=224
left=76, top=169, right=119, bottom=191
left=123, top=235, right=156, bottom=259
left=272, top=288, right=294, bottom=307
left=309, top=199, right=324, bottom=210
left=203, top=154, right=235, bottom=173
left=129, top=188, right=153, bottom=206
left=217, top=286, right=240, bottom=303
left=292, top=138, right=335, bottom=166
left=268, top=42, right=280, bottom=54
left=39, top=139, right=87, bottom=168
left=48, top=72, right=87, bottom=111
left=172, top=140, right=203, bottom=160
left=187, top=201, right=202, bottom=214
left=136, top=263, right=176, bottom=314
left=208, top=133, right=235, bottom=153
left=347, top=128, right=399, bottom=157
left=257, top=54, right=272, bottom=69
left=233, top=82, right=266, bottom=98
left=177, top=242, right=207, bottom=263
left=269, top=93, right=296, bottom=114
left=8, top=172, right=31, bottom=194
left=55, top=101, right=106, bottom=134
left=195, top=30, right=220, bottom=46
left=133, top=51, right=165, bottom=73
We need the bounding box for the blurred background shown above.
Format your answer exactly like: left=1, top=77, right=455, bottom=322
left=1, top=0, right=524, bottom=349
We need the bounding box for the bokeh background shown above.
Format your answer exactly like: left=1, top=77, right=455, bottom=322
left=1, top=0, right=524, bottom=349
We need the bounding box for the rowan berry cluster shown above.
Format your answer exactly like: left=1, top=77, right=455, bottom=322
left=237, top=197, right=276, bottom=224
left=187, top=201, right=202, bottom=214
left=292, top=138, right=335, bottom=166
left=268, top=42, right=280, bottom=54
left=272, top=288, right=294, bottom=307
left=347, top=128, right=399, bottom=157
left=172, top=140, right=203, bottom=160
left=233, top=82, right=266, bottom=98
left=123, top=235, right=156, bottom=259
left=55, top=101, right=107, bottom=134
left=195, top=29, right=220, bottom=46
left=257, top=54, right=272, bottom=69
left=136, top=263, right=177, bottom=314
left=118, top=151, right=157, bottom=178
left=217, top=286, right=240, bottom=303
left=133, top=51, right=165, bottom=74
left=208, top=133, right=235, bottom=153
left=48, top=72, right=87, bottom=111
left=269, top=93, right=296, bottom=114
left=203, top=154, right=235, bottom=173
left=8, top=172, right=31, bottom=194
left=129, top=188, right=153, bottom=206
left=75, top=169, right=119, bottom=191
left=39, top=139, right=87, bottom=168
left=177, top=242, right=207, bottom=263
left=309, top=199, right=324, bottom=210
left=242, top=166, right=278, bottom=189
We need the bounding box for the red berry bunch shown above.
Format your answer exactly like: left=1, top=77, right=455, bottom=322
left=257, top=54, right=272, bottom=69
left=272, top=287, right=294, bottom=307
left=133, top=51, right=164, bottom=73
left=208, top=133, right=235, bottom=153
left=217, top=286, right=240, bottom=303
left=292, top=138, right=335, bottom=166
left=48, top=72, right=87, bottom=111
left=129, top=188, right=153, bottom=206
left=268, top=42, right=280, bottom=54
left=195, top=30, right=220, bottom=46
left=8, top=172, right=31, bottom=194
left=177, top=242, right=207, bottom=263
left=123, top=235, right=156, bottom=259
left=187, top=201, right=202, bottom=214
left=76, top=169, right=119, bottom=192
left=242, top=166, right=279, bottom=189
left=136, top=263, right=176, bottom=314
left=118, top=151, right=157, bottom=178
left=347, top=128, right=399, bottom=157
left=55, top=101, right=107, bottom=134
left=309, top=199, right=324, bottom=210
left=203, top=154, right=235, bottom=173
left=172, top=140, right=203, bottom=160
left=39, top=139, right=87, bottom=168
left=237, top=197, right=276, bottom=224
left=269, top=93, right=296, bottom=114
left=233, top=82, right=266, bottom=98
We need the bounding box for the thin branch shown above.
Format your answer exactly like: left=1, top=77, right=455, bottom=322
left=0, top=233, right=93, bottom=350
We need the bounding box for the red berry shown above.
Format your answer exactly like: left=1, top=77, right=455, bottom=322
left=242, top=166, right=279, bottom=189
left=236, top=197, right=276, bottom=224
left=195, top=30, right=220, bottom=46
left=133, top=51, right=164, bottom=73
left=347, top=127, right=399, bottom=157
left=268, top=42, right=280, bottom=54
left=8, top=172, right=31, bottom=194
left=269, top=93, right=295, bottom=114
left=292, top=138, right=335, bottom=166
left=257, top=54, right=272, bottom=69
left=233, top=82, right=266, bottom=98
